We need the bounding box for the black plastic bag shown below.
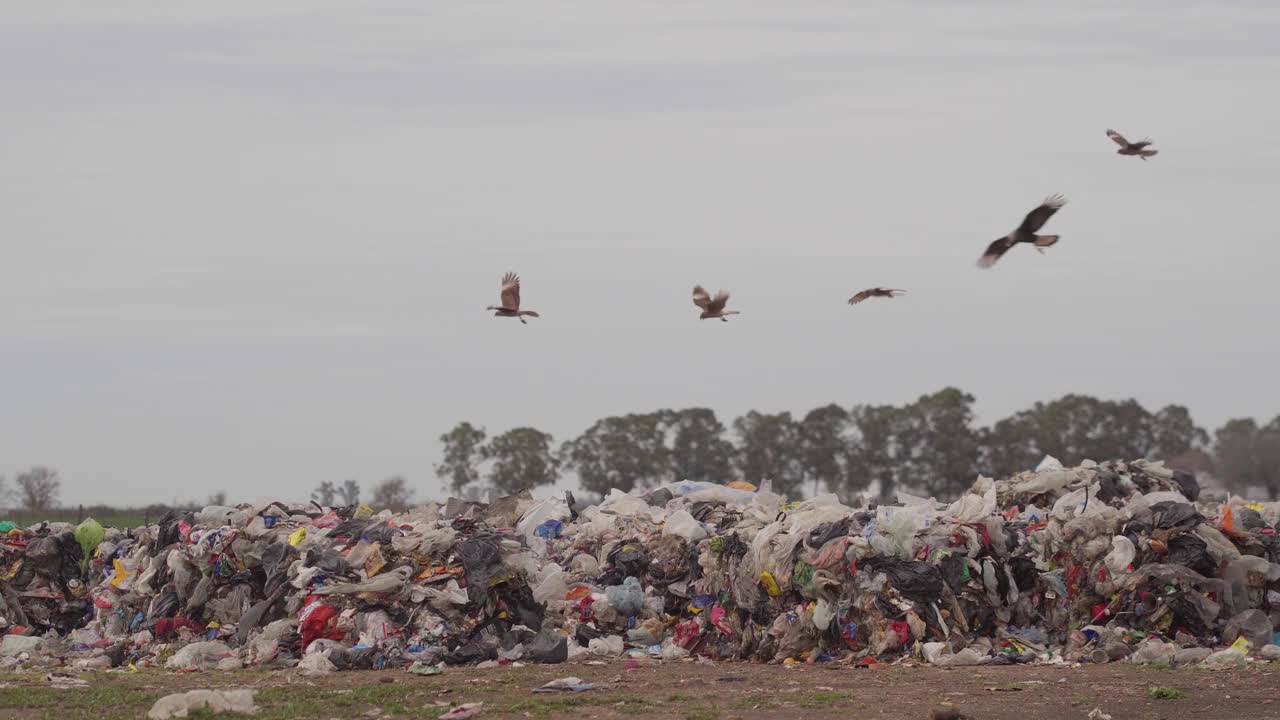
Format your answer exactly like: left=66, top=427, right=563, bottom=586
left=155, top=510, right=192, bottom=550
left=869, top=559, right=944, bottom=604
left=443, top=640, right=497, bottom=665
left=527, top=628, right=568, bottom=664
left=938, top=554, right=968, bottom=591
left=261, top=541, right=294, bottom=597
left=575, top=623, right=603, bottom=647
left=646, top=488, right=674, bottom=507
left=458, top=537, right=509, bottom=601
left=1094, top=470, right=1123, bottom=503
left=1165, top=593, right=1209, bottom=636
left=1170, top=470, right=1200, bottom=502
left=1149, top=501, right=1202, bottom=530
left=805, top=518, right=852, bottom=551
left=1234, top=507, right=1268, bottom=532
left=608, top=542, right=650, bottom=578
left=147, top=590, right=179, bottom=621
left=330, top=646, right=381, bottom=670
left=500, top=627, right=535, bottom=651
left=496, top=583, right=544, bottom=631
left=306, top=548, right=348, bottom=575
left=1166, top=534, right=1215, bottom=577
left=1122, top=519, right=1152, bottom=547
left=1008, top=557, right=1039, bottom=593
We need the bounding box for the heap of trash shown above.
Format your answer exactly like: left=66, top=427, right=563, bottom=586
left=4, top=457, right=1280, bottom=673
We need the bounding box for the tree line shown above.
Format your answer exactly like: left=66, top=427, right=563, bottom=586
left=435, top=388, right=1280, bottom=501
left=7, top=389, right=1277, bottom=515
left=1, top=467, right=417, bottom=516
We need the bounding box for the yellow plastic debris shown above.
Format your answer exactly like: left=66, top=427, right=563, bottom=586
left=760, top=571, right=782, bottom=596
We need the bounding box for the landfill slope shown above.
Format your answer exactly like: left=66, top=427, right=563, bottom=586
left=3, top=457, right=1280, bottom=677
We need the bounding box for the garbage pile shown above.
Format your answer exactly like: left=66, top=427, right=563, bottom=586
left=4, top=457, right=1280, bottom=672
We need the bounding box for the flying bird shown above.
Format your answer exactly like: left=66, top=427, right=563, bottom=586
left=848, top=287, right=907, bottom=305
left=692, top=285, right=739, bottom=322
left=1106, top=129, right=1158, bottom=160
left=977, top=194, right=1067, bottom=268
left=487, top=272, right=540, bottom=324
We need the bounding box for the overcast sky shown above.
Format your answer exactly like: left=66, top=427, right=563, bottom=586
left=2, top=1, right=1278, bottom=506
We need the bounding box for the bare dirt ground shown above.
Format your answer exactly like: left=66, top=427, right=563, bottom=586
left=3, top=661, right=1279, bottom=720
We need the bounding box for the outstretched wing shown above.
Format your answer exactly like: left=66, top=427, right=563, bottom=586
left=1106, top=129, right=1130, bottom=148
left=848, top=287, right=906, bottom=305
left=500, top=272, right=521, bottom=310
left=978, top=237, right=1016, bottom=268
left=707, top=290, right=730, bottom=314
left=1018, top=194, right=1066, bottom=233
left=692, top=285, right=712, bottom=310
left=1130, top=138, right=1154, bottom=150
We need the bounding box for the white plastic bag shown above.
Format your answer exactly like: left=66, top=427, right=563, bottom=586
left=532, top=565, right=568, bottom=605
left=1103, top=536, right=1136, bottom=575
left=588, top=635, right=625, bottom=657
left=812, top=599, right=834, bottom=631
left=663, top=510, right=707, bottom=543
left=516, top=497, right=571, bottom=543
left=166, top=641, right=234, bottom=670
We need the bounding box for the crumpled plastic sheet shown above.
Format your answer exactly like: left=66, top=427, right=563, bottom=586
left=147, top=689, right=258, bottom=719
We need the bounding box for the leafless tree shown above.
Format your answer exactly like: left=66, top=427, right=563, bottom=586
left=370, top=476, right=412, bottom=511
left=312, top=481, right=338, bottom=507
left=339, top=479, right=361, bottom=506
left=16, top=466, right=62, bottom=512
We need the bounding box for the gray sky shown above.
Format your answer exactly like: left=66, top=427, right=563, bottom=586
left=3, top=1, right=1278, bottom=506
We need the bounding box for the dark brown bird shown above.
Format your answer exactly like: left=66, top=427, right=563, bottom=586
left=486, top=272, right=540, bottom=324
left=1106, top=129, right=1158, bottom=160
left=848, top=287, right=906, bottom=305
left=977, top=194, right=1067, bottom=268
left=692, top=285, right=739, bottom=322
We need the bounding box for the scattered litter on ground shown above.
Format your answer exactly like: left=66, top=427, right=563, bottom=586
left=438, top=702, right=484, bottom=719
left=146, top=688, right=258, bottom=719
left=533, top=676, right=609, bottom=693
left=45, top=672, right=89, bottom=688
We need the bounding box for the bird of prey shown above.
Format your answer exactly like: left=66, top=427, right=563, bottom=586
left=692, top=285, right=739, bottom=321
left=848, top=287, right=907, bottom=305
left=977, top=194, right=1067, bottom=268
left=1106, top=129, right=1158, bottom=160
left=486, top=272, right=540, bottom=324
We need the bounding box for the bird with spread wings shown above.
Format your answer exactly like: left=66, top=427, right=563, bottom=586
left=848, top=287, right=907, bottom=305
left=692, top=285, right=739, bottom=322
left=977, top=194, right=1067, bottom=268
left=1106, top=129, right=1158, bottom=160
left=486, top=272, right=541, bottom=324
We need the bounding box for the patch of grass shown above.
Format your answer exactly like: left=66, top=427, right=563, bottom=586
left=254, top=683, right=449, bottom=719
left=799, top=690, right=850, bottom=708
left=1146, top=686, right=1185, bottom=700
left=731, top=695, right=778, bottom=711
left=0, top=682, right=159, bottom=720
left=497, top=693, right=654, bottom=719
left=684, top=708, right=721, bottom=720
left=667, top=692, right=693, bottom=702
left=6, top=512, right=149, bottom=528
